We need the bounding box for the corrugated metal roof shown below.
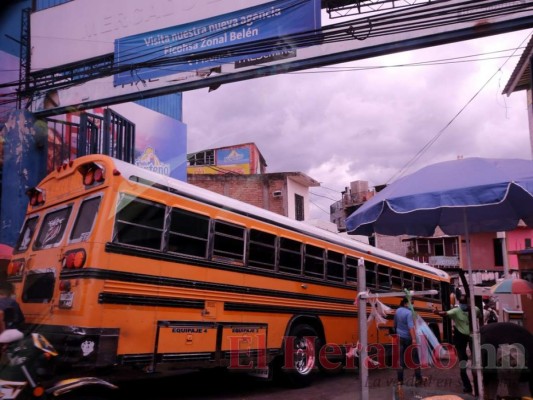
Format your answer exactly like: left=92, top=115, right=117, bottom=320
left=135, top=93, right=183, bottom=121
left=503, top=36, right=533, bottom=96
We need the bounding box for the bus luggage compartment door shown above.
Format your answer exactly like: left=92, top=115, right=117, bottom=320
left=221, top=323, right=268, bottom=370
left=154, top=321, right=218, bottom=365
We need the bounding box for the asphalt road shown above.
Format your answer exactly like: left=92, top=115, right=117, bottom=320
left=116, top=363, right=488, bottom=400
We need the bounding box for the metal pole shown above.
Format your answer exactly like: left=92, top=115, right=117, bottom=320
left=357, top=257, right=368, bottom=400
left=463, top=211, right=484, bottom=399
left=355, top=285, right=438, bottom=399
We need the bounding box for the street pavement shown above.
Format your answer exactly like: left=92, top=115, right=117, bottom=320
left=347, top=360, right=530, bottom=400
left=119, top=359, right=532, bottom=400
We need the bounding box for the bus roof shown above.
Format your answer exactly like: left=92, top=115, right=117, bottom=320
left=104, top=156, right=449, bottom=281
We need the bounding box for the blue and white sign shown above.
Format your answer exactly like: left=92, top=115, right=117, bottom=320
left=114, top=0, right=320, bottom=85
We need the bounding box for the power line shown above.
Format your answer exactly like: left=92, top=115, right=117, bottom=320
left=386, top=29, right=533, bottom=184
left=309, top=190, right=339, bottom=201
left=309, top=198, right=331, bottom=215
left=5, top=0, right=531, bottom=101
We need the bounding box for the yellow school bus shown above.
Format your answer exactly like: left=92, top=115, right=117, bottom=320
left=7, top=154, right=450, bottom=386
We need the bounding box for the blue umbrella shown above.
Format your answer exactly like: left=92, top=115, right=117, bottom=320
left=345, top=157, right=533, bottom=399
left=346, top=157, right=533, bottom=237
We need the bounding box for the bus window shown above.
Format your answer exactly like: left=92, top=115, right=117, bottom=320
left=248, top=229, right=276, bottom=270
left=431, top=279, right=442, bottom=300
left=326, top=251, right=344, bottom=282
left=34, top=206, right=72, bottom=249
left=377, top=264, right=391, bottom=289
left=70, top=196, right=102, bottom=242
left=365, top=261, right=377, bottom=289
left=279, top=237, right=302, bottom=275
left=168, top=208, right=209, bottom=258
left=345, top=256, right=358, bottom=285
left=212, top=221, right=245, bottom=263
left=391, top=268, right=402, bottom=290
left=403, top=272, right=413, bottom=291
left=15, top=216, right=39, bottom=252
left=22, top=271, right=55, bottom=303
left=113, top=195, right=165, bottom=250
left=414, top=275, right=423, bottom=291
left=304, top=244, right=324, bottom=279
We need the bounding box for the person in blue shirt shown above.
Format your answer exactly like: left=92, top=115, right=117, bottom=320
left=394, top=297, right=424, bottom=386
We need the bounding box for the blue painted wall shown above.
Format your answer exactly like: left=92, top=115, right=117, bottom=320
left=0, top=1, right=31, bottom=56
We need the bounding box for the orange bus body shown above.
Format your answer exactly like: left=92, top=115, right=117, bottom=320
left=8, top=155, right=450, bottom=383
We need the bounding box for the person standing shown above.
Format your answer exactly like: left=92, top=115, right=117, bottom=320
left=433, top=294, right=479, bottom=394
left=0, top=282, right=24, bottom=330
left=394, top=297, right=424, bottom=386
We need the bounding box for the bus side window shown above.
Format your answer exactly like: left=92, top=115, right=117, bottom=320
left=414, top=275, right=423, bottom=292
left=431, top=280, right=441, bottom=300
left=304, top=244, right=324, bottom=279
left=403, top=272, right=413, bottom=291
left=326, top=251, right=344, bottom=282
left=70, top=196, right=102, bottom=242
left=345, top=256, right=358, bottom=285
left=377, top=264, right=391, bottom=289
left=391, top=268, right=402, bottom=290
left=212, top=221, right=245, bottom=264
left=15, top=216, right=39, bottom=252
left=168, top=208, right=209, bottom=258
left=113, top=195, right=165, bottom=250
left=34, top=206, right=72, bottom=249
left=365, top=261, right=377, bottom=289
left=248, top=229, right=276, bottom=270
left=279, top=237, right=302, bottom=275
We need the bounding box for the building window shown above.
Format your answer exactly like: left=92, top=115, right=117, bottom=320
left=188, top=150, right=215, bottom=166
left=493, top=238, right=504, bottom=267
left=295, top=194, right=304, bottom=221
left=433, top=242, right=444, bottom=256
left=525, top=238, right=531, bottom=248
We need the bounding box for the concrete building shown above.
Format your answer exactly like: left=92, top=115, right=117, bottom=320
left=330, top=180, right=375, bottom=232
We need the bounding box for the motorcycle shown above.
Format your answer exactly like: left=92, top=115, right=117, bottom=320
left=0, top=329, right=117, bottom=399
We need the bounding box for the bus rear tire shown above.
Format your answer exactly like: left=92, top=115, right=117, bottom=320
left=278, top=324, right=319, bottom=388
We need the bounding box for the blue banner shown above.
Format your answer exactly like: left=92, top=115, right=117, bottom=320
left=114, top=0, right=320, bottom=85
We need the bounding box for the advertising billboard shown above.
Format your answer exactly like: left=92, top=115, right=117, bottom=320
left=30, top=0, right=274, bottom=70
left=114, top=0, right=320, bottom=85
left=111, top=103, right=187, bottom=181
left=29, top=0, right=533, bottom=116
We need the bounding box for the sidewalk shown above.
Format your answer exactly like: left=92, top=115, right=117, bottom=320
left=350, top=360, right=531, bottom=400
left=363, top=365, right=477, bottom=400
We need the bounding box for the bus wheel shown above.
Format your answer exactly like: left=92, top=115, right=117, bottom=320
left=280, top=324, right=318, bottom=388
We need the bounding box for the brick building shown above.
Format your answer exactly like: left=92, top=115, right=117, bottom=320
left=187, top=143, right=320, bottom=220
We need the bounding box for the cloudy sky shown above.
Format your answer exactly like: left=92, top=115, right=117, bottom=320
left=183, top=25, right=532, bottom=221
